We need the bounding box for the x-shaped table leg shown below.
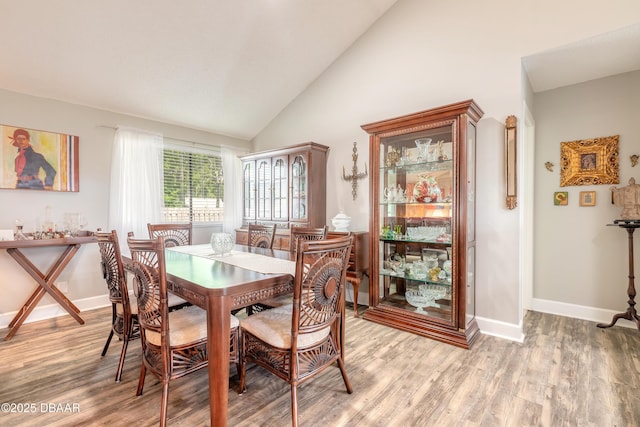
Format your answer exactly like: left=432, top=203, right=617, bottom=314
left=5, top=244, right=84, bottom=340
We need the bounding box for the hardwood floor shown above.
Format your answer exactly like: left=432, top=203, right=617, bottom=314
left=1, top=305, right=639, bottom=426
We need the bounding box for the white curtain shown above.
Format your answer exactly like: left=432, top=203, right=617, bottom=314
left=222, top=146, right=244, bottom=234
left=109, top=126, right=164, bottom=246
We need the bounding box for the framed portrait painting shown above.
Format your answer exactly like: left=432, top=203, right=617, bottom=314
left=1, top=124, right=79, bottom=192
left=559, top=135, right=619, bottom=186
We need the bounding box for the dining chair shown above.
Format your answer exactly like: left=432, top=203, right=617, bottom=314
left=327, top=231, right=360, bottom=317
left=247, top=223, right=277, bottom=249
left=127, top=234, right=240, bottom=427
left=147, top=222, right=192, bottom=247
left=239, top=235, right=354, bottom=427
left=96, top=228, right=139, bottom=382
left=96, top=229, right=194, bottom=382
left=147, top=223, right=193, bottom=311
left=289, top=225, right=328, bottom=254
left=252, top=226, right=330, bottom=315
left=242, top=223, right=278, bottom=315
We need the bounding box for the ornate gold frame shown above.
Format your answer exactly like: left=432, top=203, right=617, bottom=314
left=560, top=135, right=619, bottom=186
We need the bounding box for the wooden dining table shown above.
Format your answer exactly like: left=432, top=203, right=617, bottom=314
left=159, top=244, right=296, bottom=427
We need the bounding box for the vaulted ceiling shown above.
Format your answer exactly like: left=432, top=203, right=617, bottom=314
left=522, top=23, right=640, bottom=93
left=1, top=2, right=637, bottom=140
left=0, top=1, right=399, bottom=139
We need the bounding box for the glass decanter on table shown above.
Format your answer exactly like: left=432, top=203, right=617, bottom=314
left=14, top=219, right=27, bottom=240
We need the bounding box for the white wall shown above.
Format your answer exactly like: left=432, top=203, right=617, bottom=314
left=252, top=0, right=640, bottom=339
left=0, top=89, right=251, bottom=328
left=521, top=68, right=537, bottom=317
left=532, top=70, right=640, bottom=324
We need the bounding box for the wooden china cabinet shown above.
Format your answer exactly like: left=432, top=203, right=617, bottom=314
left=235, top=142, right=371, bottom=313
left=235, top=142, right=328, bottom=250
left=362, top=100, right=483, bottom=349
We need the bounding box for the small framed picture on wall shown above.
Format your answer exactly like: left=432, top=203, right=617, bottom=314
left=554, top=191, right=568, bottom=206
left=579, top=191, right=596, bottom=207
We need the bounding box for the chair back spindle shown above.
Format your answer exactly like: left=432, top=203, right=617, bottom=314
left=239, top=235, right=354, bottom=426
left=147, top=223, right=192, bottom=247
left=289, top=225, right=328, bottom=254
left=248, top=223, right=277, bottom=249
left=95, top=228, right=138, bottom=382
left=293, top=235, right=351, bottom=342
left=127, top=234, right=167, bottom=349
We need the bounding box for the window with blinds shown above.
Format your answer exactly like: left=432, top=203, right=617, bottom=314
left=162, top=148, right=224, bottom=223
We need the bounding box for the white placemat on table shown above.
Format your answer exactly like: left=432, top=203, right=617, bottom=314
left=169, top=244, right=296, bottom=276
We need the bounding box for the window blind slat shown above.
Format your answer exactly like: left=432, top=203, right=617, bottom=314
left=163, top=149, right=224, bottom=223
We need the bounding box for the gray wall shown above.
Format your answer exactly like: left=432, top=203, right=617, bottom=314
left=252, top=0, right=640, bottom=339
left=0, top=90, right=250, bottom=327
left=533, top=70, right=640, bottom=321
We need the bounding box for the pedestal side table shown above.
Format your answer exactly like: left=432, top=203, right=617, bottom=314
left=598, top=220, right=640, bottom=330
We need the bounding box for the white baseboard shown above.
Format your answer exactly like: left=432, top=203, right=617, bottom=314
left=0, top=294, right=111, bottom=330
left=475, top=315, right=525, bottom=343
left=347, top=286, right=527, bottom=342
left=475, top=298, right=637, bottom=344
left=532, top=297, right=637, bottom=329
left=5, top=293, right=630, bottom=342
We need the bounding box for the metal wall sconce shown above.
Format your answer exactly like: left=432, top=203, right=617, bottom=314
left=505, top=115, right=517, bottom=209
left=342, top=142, right=368, bottom=200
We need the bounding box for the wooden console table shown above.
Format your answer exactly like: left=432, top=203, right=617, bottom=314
left=328, top=231, right=369, bottom=317
left=0, top=233, right=97, bottom=340
left=598, top=221, right=640, bottom=330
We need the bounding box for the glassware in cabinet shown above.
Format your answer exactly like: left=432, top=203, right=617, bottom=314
left=362, top=99, right=483, bottom=349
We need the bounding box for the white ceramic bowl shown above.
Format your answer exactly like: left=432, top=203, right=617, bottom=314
left=332, top=212, right=351, bottom=232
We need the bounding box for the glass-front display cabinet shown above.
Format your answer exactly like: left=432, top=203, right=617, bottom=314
left=361, top=100, right=483, bottom=348
left=236, top=142, right=328, bottom=250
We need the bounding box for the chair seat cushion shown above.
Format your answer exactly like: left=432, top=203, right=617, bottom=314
left=116, top=301, right=138, bottom=315
left=127, top=273, right=186, bottom=308
left=116, top=293, right=187, bottom=317
left=258, top=293, right=293, bottom=308
left=241, top=304, right=330, bottom=349
left=146, top=306, right=239, bottom=347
